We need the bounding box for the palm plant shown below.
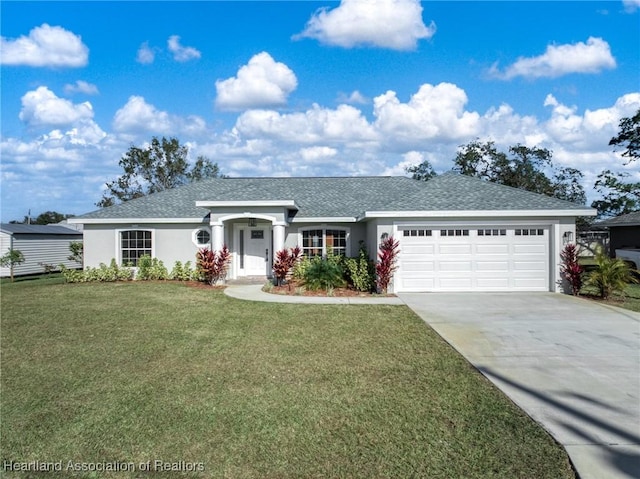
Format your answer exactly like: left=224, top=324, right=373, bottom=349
left=584, top=247, right=638, bottom=299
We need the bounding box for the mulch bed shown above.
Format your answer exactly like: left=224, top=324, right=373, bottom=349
left=268, top=280, right=394, bottom=297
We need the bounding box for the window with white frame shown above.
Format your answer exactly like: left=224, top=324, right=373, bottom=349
left=301, top=228, right=348, bottom=257
left=120, top=230, right=152, bottom=266
left=192, top=228, right=211, bottom=247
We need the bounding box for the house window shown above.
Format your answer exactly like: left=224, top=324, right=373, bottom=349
left=477, top=229, right=506, bottom=236
left=192, top=228, right=211, bottom=247
left=440, top=229, right=469, bottom=237
left=121, top=230, right=152, bottom=266
left=302, top=229, right=324, bottom=257
left=301, top=228, right=348, bottom=257
left=515, top=229, right=545, bottom=236
left=402, top=229, right=432, bottom=237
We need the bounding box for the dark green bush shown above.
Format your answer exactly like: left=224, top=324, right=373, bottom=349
left=344, top=244, right=375, bottom=292
left=303, top=256, right=346, bottom=291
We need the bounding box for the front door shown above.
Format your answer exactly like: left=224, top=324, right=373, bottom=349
left=243, top=228, right=270, bottom=276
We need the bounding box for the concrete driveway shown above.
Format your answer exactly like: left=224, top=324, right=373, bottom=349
left=398, top=292, right=640, bottom=479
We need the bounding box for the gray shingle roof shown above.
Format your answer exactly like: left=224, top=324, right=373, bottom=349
left=597, top=210, right=640, bottom=227
left=0, top=224, right=83, bottom=235
left=75, top=173, right=590, bottom=221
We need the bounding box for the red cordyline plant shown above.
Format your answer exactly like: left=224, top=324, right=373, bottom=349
left=376, top=236, right=400, bottom=294
left=196, top=245, right=231, bottom=285
left=560, top=243, right=583, bottom=296
left=272, top=246, right=302, bottom=287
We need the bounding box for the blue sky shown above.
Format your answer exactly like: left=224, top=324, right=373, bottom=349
left=1, top=0, right=639, bottom=222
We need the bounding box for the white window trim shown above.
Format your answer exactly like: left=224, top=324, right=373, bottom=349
left=192, top=227, right=211, bottom=248
left=115, top=228, right=155, bottom=266
left=298, top=225, right=351, bottom=257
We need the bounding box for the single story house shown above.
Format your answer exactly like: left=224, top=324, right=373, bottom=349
left=69, top=173, right=595, bottom=293
left=596, top=210, right=640, bottom=255
left=0, top=223, right=83, bottom=277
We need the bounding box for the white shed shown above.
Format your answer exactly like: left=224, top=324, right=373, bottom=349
left=0, top=224, right=83, bottom=277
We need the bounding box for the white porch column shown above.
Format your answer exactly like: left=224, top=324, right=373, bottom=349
left=211, top=222, right=224, bottom=251
left=273, top=223, right=286, bottom=253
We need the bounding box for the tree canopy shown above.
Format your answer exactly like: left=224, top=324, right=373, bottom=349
left=97, top=137, right=224, bottom=207
left=405, top=160, right=437, bottom=181
left=609, top=108, right=640, bottom=164
left=452, top=140, right=586, bottom=204
left=591, top=109, right=640, bottom=218
left=10, top=211, right=74, bottom=225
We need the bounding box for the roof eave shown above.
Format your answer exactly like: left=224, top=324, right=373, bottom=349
left=359, top=208, right=597, bottom=220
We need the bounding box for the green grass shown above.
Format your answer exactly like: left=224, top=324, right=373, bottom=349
left=580, top=283, right=640, bottom=312
left=1, top=281, right=575, bottom=478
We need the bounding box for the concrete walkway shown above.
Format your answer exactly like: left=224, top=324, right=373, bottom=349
left=224, top=283, right=404, bottom=305
left=399, top=292, right=640, bottom=479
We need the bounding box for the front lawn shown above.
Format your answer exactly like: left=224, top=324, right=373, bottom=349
left=1, top=281, right=574, bottom=478
left=580, top=283, right=640, bottom=312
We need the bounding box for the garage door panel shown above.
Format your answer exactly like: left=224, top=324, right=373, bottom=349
left=476, top=261, right=510, bottom=271
left=439, top=244, right=472, bottom=255
left=476, top=244, right=509, bottom=254
left=398, top=225, right=550, bottom=292
left=403, top=244, right=435, bottom=254
left=514, top=244, right=546, bottom=254
left=514, top=261, right=546, bottom=271
left=439, top=261, right=472, bottom=272
left=403, top=262, right=434, bottom=272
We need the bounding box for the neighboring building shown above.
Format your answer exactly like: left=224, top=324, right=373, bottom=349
left=597, top=210, right=640, bottom=257
left=69, top=173, right=595, bottom=293
left=0, top=224, right=83, bottom=277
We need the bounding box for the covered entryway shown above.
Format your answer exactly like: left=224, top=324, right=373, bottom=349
left=233, top=223, right=272, bottom=277
left=396, top=225, right=550, bottom=292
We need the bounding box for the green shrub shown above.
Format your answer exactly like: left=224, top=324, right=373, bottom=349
left=584, top=248, right=638, bottom=299
left=169, top=260, right=194, bottom=281
left=59, top=260, right=133, bottom=283
left=292, top=256, right=312, bottom=280
left=344, top=244, right=375, bottom=292
left=137, top=255, right=168, bottom=280
left=303, top=256, right=346, bottom=291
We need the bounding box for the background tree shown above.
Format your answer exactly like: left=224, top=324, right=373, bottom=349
left=609, top=108, right=639, bottom=164
left=405, top=160, right=437, bottom=181
left=452, top=140, right=586, bottom=203
left=0, top=249, right=25, bottom=282
left=591, top=109, right=640, bottom=218
left=10, top=211, right=74, bottom=225
left=97, top=137, right=224, bottom=207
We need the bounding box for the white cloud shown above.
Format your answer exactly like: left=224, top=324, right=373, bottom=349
left=215, top=52, right=298, bottom=110
left=167, top=35, right=201, bottom=62
left=623, top=0, right=640, bottom=12
left=1, top=24, right=88, bottom=67
left=542, top=92, right=640, bottom=152
left=373, top=83, right=480, bottom=144
left=299, top=146, right=338, bottom=163
left=234, top=103, right=378, bottom=145
left=337, top=90, right=368, bottom=104
left=113, top=96, right=174, bottom=134
left=19, top=86, right=95, bottom=127
left=295, top=0, right=435, bottom=50
left=136, top=42, right=156, bottom=64
left=112, top=96, right=207, bottom=137
left=490, top=37, right=616, bottom=80
left=63, top=80, right=99, bottom=96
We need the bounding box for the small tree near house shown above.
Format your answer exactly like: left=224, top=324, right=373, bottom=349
left=376, top=236, right=399, bottom=294
left=1, top=249, right=25, bottom=282
left=559, top=243, right=583, bottom=296
left=272, top=246, right=302, bottom=287
left=196, top=245, right=231, bottom=286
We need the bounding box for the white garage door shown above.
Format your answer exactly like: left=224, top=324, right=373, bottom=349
left=397, top=226, right=549, bottom=292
